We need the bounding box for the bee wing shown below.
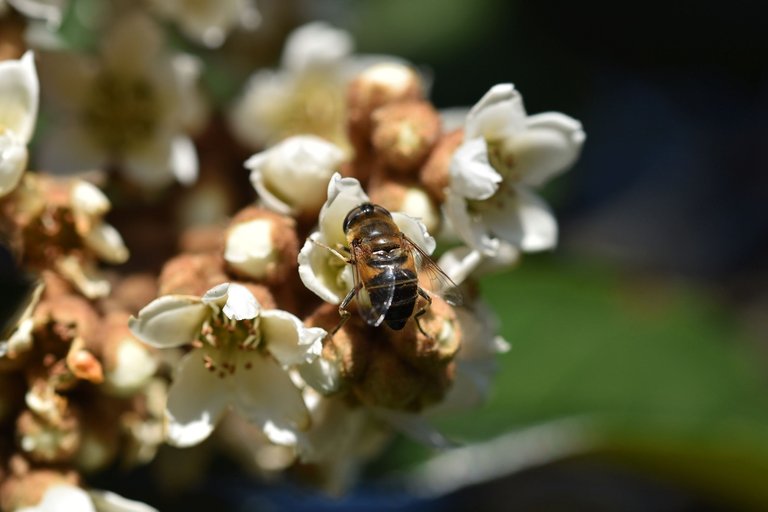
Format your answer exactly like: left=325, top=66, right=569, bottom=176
left=351, top=246, right=395, bottom=327
left=403, top=236, right=463, bottom=307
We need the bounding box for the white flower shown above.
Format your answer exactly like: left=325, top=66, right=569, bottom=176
left=292, top=392, right=391, bottom=495
left=298, top=172, right=435, bottom=304
left=445, top=84, right=585, bottom=256
left=245, top=135, right=346, bottom=216
left=0, top=51, right=38, bottom=198
left=128, top=283, right=326, bottom=447
left=280, top=21, right=354, bottom=73
left=230, top=22, right=403, bottom=149
left=37, top=12, right=205, bottom=189
left=18, top=484, right=158, bottom=512
left=146, top=0, right=260, bottom=48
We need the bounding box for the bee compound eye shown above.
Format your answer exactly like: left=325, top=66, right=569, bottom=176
left=343, top=205, right=363, bottom=233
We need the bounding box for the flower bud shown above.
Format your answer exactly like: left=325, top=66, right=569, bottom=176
left=371, top=101, right=440, bottom=175
left=246, top=136, right=346, bottom=219
left=385, top=296, right=461, bottom=371
left=368, top=179, right=441, bottom=235
left=347, top=63, right=423, bottom=150
left=224, top=207, right=299, bottom=285
left=158, top=252, right=228, bottom=296
left=100, top=311, right=158, bottom=396
left=420, top=129, right=464, bottom=203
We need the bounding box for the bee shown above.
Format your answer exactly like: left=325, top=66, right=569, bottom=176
left=318, top=202, right=461, bottom=338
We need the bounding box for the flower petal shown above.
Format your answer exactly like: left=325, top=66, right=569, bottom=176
left=437, top=245, right=519, bottom=285
left=82, top=222, right=130, bottom=264
left=260, top=309, right=324, bottom=366
left=7, top=0, right=66, bottom=27
left=297, top=356, right=342, bottom=395
left=201, top=282, right=261, bottom=320
left=319, top=172, right=369, bottom=248
left=442, top=193, right=499, bottom=256
left=165, top=350, right=229, bottom=447
left=224, top=283, right=260, bottom=320
left=281, top=21, right=353, bottom=72
left=514, top=112, right=585, bottom=187
left=128, top=295, right=208, bottom=348
left=224, top=218, right=278, bottom=279
left=246, top=135, right=345, bottom=215
left=484, top=186, right=558, bottom=252
left=70, top=180, right=110, bottom=216
left=17, top=484, right=96, bottom=512
left=88, top=489, right=159, bottom=512
left=233, top=354, right=310, bottom=443
left=464, top=83, right=526, bottom=141
left=391, top=212, right=436, bottom=255
left=170, top=135, right=199, bottom=186
left=298, top=232, right=353, bottom=304
left=449, top=137, right=502, bottom=200
left=0, top=134, right=27, bottom=198
left=0, top=51, right=38, bottom=143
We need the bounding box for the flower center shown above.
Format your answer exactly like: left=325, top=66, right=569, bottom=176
left=466, top=179, right=516, bottom=216
left=82, top=72, right=161, bottom=155
left=274, top=71, right=348, bottom=149
left=486, top=139, right=518, bottom=180
left=197, top=311, right=261, bottom=379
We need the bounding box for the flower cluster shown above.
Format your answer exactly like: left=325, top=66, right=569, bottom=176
left=0, top=3, right=584, bottom=509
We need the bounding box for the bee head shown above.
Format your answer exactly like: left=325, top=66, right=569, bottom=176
left=342, top=202, right=392, bottom=233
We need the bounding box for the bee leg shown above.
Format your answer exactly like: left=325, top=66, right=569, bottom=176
left=413, top=288, right=434, bottom=340
left=310, top=239, right=350, bottom=263
left=328, top=283, right=362, bottom=338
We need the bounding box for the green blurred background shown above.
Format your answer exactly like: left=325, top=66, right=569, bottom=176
left=327, top=0, right=768, bottom=509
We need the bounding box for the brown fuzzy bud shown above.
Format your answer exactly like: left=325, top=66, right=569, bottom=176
left=347, top=63, right=423, bottom=152
left=179, top=225, right=225, bottom=254
left=305, top=303, right=372, bottom=382
left=368, top=179, right=441, bottom=235
left=371, top=101, right=441, bottom=175
left=100, top=273, right=158, bottom=314
left=420, top=129, right=464, bottom=203
left=353, top=343, right=424, bottom=410
left=0, top=456, right=79, bottom=511
left=224, top=207, right=299, bottom=285
left=386, top=296, right=461, bottom=371
left=33, top=294, right=100, bottom=348
left=158, top=252, right=228, bottom=296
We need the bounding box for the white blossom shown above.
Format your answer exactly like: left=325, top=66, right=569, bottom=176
left=298, top=172, right=435, bottom=304
left=230, top=22, right=404, bottom=149
left=128, top=283, right=326, bottom=447
left=0, top=51, right=38, bottom=198
left=245, top=135, right=346, bottom=216
left=146, top=0, right=260, bottom=48
left=445, top=84, right=585, bottom=257
left=37, top=12, right=205, bottom=189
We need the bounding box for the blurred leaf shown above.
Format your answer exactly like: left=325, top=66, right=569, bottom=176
left=377, top=256, right=768, bottom=506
